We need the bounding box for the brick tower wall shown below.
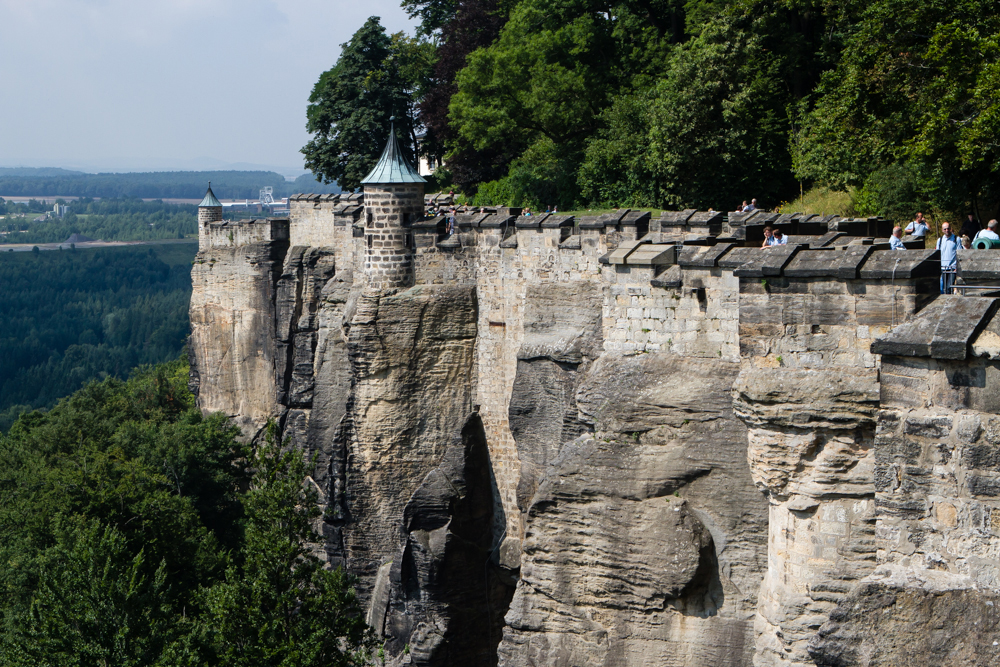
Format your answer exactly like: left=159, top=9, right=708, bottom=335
left=198, top=205, right=223, bottom=248
left=362, top=184, right=423, bottom=290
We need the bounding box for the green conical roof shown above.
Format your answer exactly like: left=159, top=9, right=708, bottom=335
left=199, top=183, right=222, bottom=207
left=361, top=120, right=426, bottom=185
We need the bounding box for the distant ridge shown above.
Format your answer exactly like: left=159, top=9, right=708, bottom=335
left=0, top=171, right=341, bottom=200
left=0, top=167, right=86, bottom=178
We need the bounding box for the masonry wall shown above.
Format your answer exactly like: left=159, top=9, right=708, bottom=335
left=363, top=184, right=422, bottom=290
left=605, top=267, right=739, bottom=359
left=202, top=218, right=288, bottom=249
left=877, top=355, right=1000, bottom=585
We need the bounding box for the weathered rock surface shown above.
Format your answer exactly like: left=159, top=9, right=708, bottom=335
left=337, top=285, right=514, bottom=665
left=510, top=281, right=603, bottom=513
left=501, top=353, right=768, bottom=666
left=734, top=368, right=879, bottom=667
left=809, top=579, right=1000, bottom=666
left=188, top=237, right=288, bottom=435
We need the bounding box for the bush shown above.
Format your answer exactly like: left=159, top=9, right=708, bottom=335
left=853, top=163, right=934, bottom=222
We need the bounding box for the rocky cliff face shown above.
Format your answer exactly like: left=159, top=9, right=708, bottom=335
left=190, top=208, right=1000, bottom=666
left=501, top=354, right=767, bottom=667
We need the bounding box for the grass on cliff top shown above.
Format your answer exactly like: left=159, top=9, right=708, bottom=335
left=776, top=187, right=856, bottom=217
left=559, top=208, right=664, bottom=218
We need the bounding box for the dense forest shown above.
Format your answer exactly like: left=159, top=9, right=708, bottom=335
left=0, top=360, right=375, bottom=666
left=0, top=169, right=340, bottom=200
left=0, top=199, right=198, bottom=245
left=303, top=0, right=1000, bottom=221
left=0, top=245, right=196, bottom=431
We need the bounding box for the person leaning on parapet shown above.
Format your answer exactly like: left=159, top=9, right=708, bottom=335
left=975, top=219, right=1000, bottom=241
left=745, top=198, right=757, bottom=212
left=737, top=200, right=748, bottom=212
left=890, top=225, right=906, bottom=250
left=772, top=228, right=787, bottom=245
left=937, top=222, right=960, bottom=294
left=961, top=213, right=981, bottom=240
left=905, top=212, right=929, bottom=238
left=761, top=226, right=774, bottom=247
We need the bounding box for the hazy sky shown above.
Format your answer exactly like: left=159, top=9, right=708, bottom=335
left=0, top=0, right=416, bottom=175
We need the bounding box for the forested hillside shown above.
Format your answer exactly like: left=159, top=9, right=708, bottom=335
left=0, top=360, right=374, bottom=665
left=0, top=245, right=196, bottom=431
left=0, top=169, right=340, bottom=199
left=303, top=0, right=1000, bottom=220
left=0, top=199, right=198, bottom=244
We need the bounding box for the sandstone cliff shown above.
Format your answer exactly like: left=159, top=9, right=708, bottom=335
left=189, top=206, right=1000, bottom=666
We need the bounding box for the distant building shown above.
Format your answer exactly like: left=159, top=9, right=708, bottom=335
left=53, top=203, right=68, bottom=218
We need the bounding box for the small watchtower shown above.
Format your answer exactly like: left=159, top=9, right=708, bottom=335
left=198, top=182, right=223, bottom=248
left=360, top=119, right=426, bottom=290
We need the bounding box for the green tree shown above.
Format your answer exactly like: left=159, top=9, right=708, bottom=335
left=645, top=8, right=796, bottom=209
left=205, top=424, right=376, bottom=667
left=0, top=360, right=246, bottom=666
left=794, top=0, right=1000, bottom=214
left=7, top=518, right=173, bottom=667
left=303, top=17, right=434, bottom=192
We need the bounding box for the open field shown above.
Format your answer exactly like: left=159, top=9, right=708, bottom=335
left=0, top=237, right=197, bottom=252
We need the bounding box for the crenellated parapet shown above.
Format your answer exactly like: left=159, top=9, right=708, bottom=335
left=200, top=217, right=289, bottom=249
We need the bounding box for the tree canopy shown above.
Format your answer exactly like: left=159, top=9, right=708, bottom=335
left=302, top=17, right=435, bottom=192
left=302, top=0, right=1000, bottom=215
left=0, top=360, right=375, bottom=666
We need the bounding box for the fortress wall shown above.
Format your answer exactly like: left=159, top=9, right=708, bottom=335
left=806, top=302, right=1000, bottom=663
left=604, top=267, right=740, bottom=359
left=203, top=218, right=289, bottom=249
left=876, top=356, right=1000, bottom=586
left=194, top=198, right=1000, bottom=665
left=288, top=195, right=364, bottom=270
left=469, top=223, right=609, bottom=558
left=731, top=251, right=940, bottom=666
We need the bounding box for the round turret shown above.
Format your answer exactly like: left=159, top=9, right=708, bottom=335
left=360, top=120, right=426, bottom=290
left=198, top=182, right=223, bottom=247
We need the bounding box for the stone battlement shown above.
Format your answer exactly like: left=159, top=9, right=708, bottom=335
left=201, top=217, right=289, bottom=249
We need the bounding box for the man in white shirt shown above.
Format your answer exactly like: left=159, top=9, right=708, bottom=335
left=890, top=226, right=905, bottom=250
left=975, top=219, right=1000, bottom=241
left=937, top=222, right=959, bottom=294
left=771, top=229, right=787, bottom=245
left=905, top=212, right=929, bottom=238
left=745, top=198, right=757, bottom=212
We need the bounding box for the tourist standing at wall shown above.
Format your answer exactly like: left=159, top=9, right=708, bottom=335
left=761, top=226, right=774, bottom=247
left=905, top=212, right=929, bottom=238
left=937, top=222, right=959, bottom=294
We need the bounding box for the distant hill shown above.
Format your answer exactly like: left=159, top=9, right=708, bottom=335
left=0, top=167, right=87, bottom=178
left=0, top=170, right=342, bottom=199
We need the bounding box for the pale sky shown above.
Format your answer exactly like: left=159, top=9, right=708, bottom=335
left=0, top=0, right=416, bottom=176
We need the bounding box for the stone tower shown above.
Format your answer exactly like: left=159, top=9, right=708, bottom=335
left=360, top=119, right=426, bottom=291
left=198, top=182, right=222, bottom=247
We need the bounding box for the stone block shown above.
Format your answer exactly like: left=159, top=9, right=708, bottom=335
left=902, top=415, right=953, bottom=438
left=871, top=297, right=1000, bottom=360
left=733, top=244, right=803, bottom=277
left=968, top=474, right=1000, bottom=497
